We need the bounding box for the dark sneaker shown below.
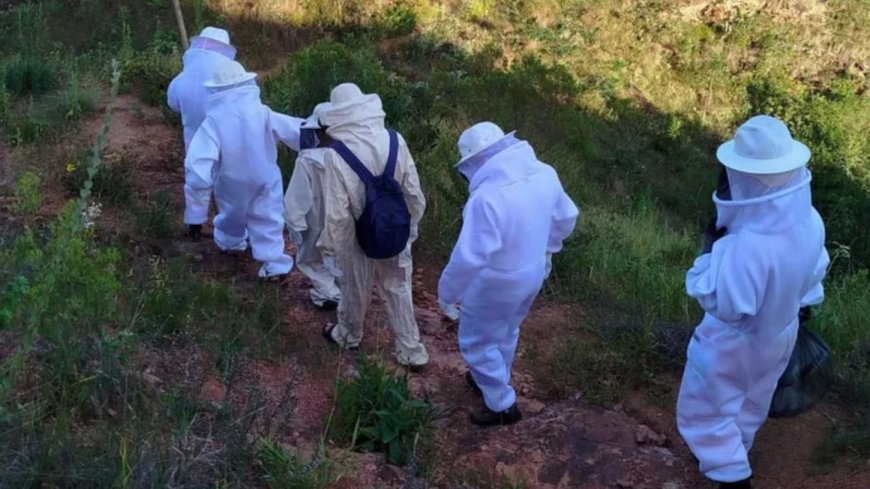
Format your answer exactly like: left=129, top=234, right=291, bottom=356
left=321, top=324, right=359, bottom=351
left=262, top=274, right=290, bottom=286
left=406, top=363, right=426, bottom=373
left=318, top=299, right=339, bottom=311
left=470, top=403, right=522, bottom=427
left=719, top=479, right=752, bottom=489
left=466, top=371, right=482, bottom=395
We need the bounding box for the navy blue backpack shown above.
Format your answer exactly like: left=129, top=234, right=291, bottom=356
left=330, top=130, right=411, bottom=259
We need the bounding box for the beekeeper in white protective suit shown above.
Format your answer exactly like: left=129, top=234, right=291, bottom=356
left=283, top=102, right=342, bottom=309
left=677, top=115, right=829, bottom=489
left=167, top=27, right=237, bottom=149
left=167, top=27, right=238, bottom=241
left=318, top=83, right=429, bottom=370
left=184, top=61, right=304, bottom=280
left=438, top=122, right=579, bottom=427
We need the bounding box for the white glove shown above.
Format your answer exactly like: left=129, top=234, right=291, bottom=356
left=289, top=229, right=304, bottom=247
left=323, top=256, right=343, bottom=278
left=544, top=253, right=553, bottom=280
left=439, top=299, right=460, bottom=321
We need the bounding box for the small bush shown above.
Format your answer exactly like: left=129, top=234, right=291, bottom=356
left=380, top=4, right=418, bottom=36
left=332, top=356, right=434, bottom=465
left=122, top=49, right=180, bottom=107
left=135, top=189, right=178, bottom=238
left=4, top=102, right=51, bottom=145
left=63, top=155, right=136, bottom=207
left=261, top=39, right=412, bottom=125
left=3, top=56, right=56, bottom=96
left=13, top=171, right=42, bottom=214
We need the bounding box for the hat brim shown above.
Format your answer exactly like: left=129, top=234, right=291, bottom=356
left=716, top=139, right=811, bottom=174
left=191, top=35, right=232, bottom=46
left=203, top=72, right=257, bottom=88
left=455, top=131, right=517, bottom=168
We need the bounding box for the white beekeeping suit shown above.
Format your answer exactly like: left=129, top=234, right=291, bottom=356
left=677, top=116, right=829, bottom=488
left=167, top=27, right=237, bottom=150
left=438, top=122, right=579, bottom=427
left=284, top=103, right=342, bottom=308
left=185, top=61, right=304, bottom=279
left=318, top=83, right=428, bottom=369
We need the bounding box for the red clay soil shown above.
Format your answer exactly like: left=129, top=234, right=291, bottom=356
left=80, top=96, right=870, bottom=489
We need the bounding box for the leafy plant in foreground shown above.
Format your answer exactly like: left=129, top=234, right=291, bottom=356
left=332, top=355, right=434, bottom=465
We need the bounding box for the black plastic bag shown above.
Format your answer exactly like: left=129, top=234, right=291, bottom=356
left=769, top=321, right=834, bottom=418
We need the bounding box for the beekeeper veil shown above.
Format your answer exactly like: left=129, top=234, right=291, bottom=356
left=203, top=60, right=257, bottom=95
left=190, top=26, right=237, bottom=60
left=455, top=122, right=521, bottom=182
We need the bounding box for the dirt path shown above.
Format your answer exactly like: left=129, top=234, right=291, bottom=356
left=95, top=96, right=870, bottom=488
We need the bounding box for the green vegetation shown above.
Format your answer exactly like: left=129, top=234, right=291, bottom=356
left=257, top=439, right=332, bottom=489
left=332, top=356, right=434, bottom=465
left=0, top=0, right=867, bottom=483
left=13, top=171, right=42, bottom=214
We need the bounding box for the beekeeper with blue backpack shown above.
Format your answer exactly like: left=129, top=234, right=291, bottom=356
left=677, top=115, right=829, bottom=489
left=184, top=60, right=304, bottom=280
left=284, top=102, right=342, bottom=309
left=438, top=122, right=579, bottom=427
left=167, top=27, right=237, bottom=240
left=317, top=83, right=428, bottom=370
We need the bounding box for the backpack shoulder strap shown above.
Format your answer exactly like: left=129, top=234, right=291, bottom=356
left=330, top=140, right=375, bottom=184
left=384, top=130, right=399, bottom=179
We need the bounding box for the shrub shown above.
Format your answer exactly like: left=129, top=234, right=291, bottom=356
left=122, top=49, right=180, bottom=107
left=135, top=189, right=178, bottom=238
left=3, top=56, right=56, bottom=96
left=332, top=356, right=434, bottom=465
left=261, top=39, right=412, bottom=125
left=63, top=154, right=136, bottom=207
left=379, top=4, right=418, bottom=36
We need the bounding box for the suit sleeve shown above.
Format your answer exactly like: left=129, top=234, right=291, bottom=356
left=398, top=138, right=426, bottom=243
left=548, top=186, right=579, bottom=254
left=801, top=247, right=830, bottom=307
left=317, top=151, right=352, bottom=258
left=283, top=156, right=314, bottom=232
left=183, top=122, right=219, bottom=225
left=269, top=111, right=304, bottom=152
left=167, top=76, right=181, bottom=113
left=438, top=196, right=502, bottom=304
left=685, top=235, right=761, bottom=323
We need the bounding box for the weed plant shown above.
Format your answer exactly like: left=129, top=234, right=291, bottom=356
left=332, top=356, right=434, bottom=465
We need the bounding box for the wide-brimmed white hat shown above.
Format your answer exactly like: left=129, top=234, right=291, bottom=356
left=456, top=121, right=516, bottom=167
left=192, top=26, right=231, bottom=46
left=716, top=115, right=811, bottom=175
left=203, top=60, right=256, bottom=88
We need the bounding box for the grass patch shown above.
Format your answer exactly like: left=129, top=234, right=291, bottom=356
left=13, top=170, right=42, bottom=214
left=257, top=439, right=332, bottom=489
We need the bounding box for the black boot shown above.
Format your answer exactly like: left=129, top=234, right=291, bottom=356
left=188, top=224, right=203, bottom=241
left=470, top=403, right=522, bottom=427
left=466, top=371, right=482, bottom=395
left=719, top=478, right=752, bottom=489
